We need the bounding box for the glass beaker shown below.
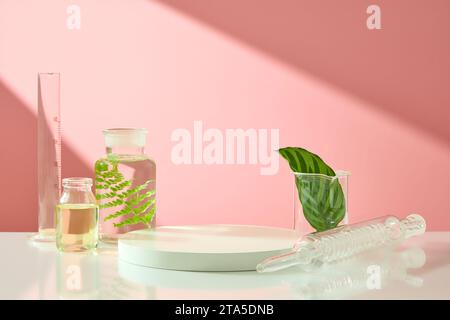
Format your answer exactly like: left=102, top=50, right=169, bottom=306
left=95, top=128, right=156, bottom=244
left=293, top=171, right=349, bottom=235
left=56, top=178, right=99, bottom=252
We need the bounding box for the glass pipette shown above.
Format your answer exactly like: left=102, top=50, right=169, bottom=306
left=257, top=214, right=426, bottom=273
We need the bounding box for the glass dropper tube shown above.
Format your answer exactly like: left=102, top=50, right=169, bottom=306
left=257, top=214, right=426, bottom=273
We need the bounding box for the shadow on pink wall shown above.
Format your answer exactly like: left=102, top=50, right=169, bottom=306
left=157, top=0, right=450, bottom=145
left=1, top=0, right=449, bottom=232
left=0, top=81, right=92, bottom=231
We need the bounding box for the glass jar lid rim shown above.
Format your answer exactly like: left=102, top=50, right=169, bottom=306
left=62, top=177, right=93, bottom=185
left=103, top=128, right=148, bottom=135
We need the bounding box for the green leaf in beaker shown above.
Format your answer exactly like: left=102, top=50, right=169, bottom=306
left=279, top=147, right=346, bottom=232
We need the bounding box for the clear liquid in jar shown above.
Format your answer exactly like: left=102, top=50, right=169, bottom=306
left=56, top=203, right=99, bottom=252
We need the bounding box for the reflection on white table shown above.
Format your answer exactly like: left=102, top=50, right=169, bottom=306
left=1, top=232, right=450, bottom=299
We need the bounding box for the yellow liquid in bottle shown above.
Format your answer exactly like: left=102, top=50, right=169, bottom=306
left=56, top=204, right=99, bottom=252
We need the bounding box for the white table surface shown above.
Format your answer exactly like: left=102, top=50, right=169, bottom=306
left=1, top=232, right=449, bottom=300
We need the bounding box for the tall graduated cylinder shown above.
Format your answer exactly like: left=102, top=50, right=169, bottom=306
left=36, top=72, right=61, bottom=242
left=95, top=128, right=156, bottom=243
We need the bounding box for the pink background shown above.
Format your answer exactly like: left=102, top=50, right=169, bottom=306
left=1, top=0, right=449, bottom=231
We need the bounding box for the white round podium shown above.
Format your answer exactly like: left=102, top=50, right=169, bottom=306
left=118, top=225, right=298, bottom=271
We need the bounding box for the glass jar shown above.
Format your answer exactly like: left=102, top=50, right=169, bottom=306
left=293, top=171, right=349, bottom=236
left=95, top=128, right=156, bottom=244
left=56, top=178, right=99, bottom=252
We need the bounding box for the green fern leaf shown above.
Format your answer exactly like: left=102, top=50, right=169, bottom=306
left=95, top=158, right=156, bottom=229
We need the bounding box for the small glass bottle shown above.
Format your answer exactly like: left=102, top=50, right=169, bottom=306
left=56, top=178, right=99, bottom=252
left=95, top=128, right=156, bottom=244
